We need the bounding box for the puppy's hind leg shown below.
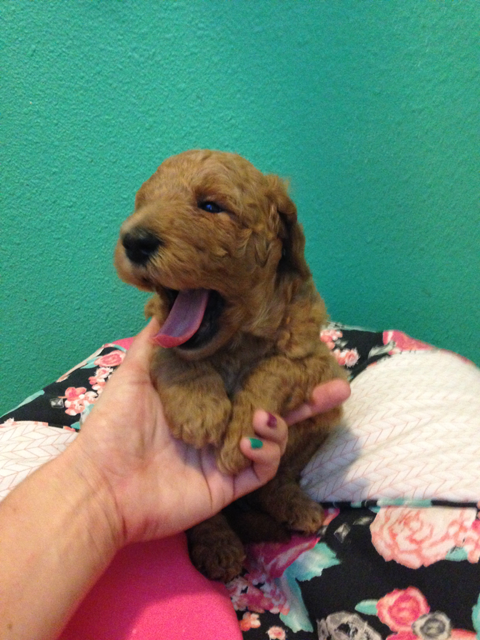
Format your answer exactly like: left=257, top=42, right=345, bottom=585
left=256, top=476, right=325, bottom=535
left=254, top=415, right=340, bottom=536
left=187, top=513, right=245, bottom=583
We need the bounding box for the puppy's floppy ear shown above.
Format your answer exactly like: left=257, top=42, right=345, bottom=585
left=266, top=175, right=310, bottom=279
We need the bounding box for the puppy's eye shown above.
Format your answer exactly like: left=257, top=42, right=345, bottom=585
left=198, top=201, right=224, bottom=214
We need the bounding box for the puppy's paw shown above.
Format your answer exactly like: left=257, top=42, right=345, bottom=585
left=216, top=441, right=251, bottom=475
left=167, top=395, right=232, bottom=448
left=190, top=536, right=245, bottom=583
left=188, top=517, right=245, bottom=583
left=283, top=498, right=325, bottom=535
left=259, top=482, right=325, bottom=535
left=215, top=401, right=256, bottom=474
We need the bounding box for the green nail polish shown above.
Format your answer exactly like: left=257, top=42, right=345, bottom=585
left=249, top=438, right=263, bottom=449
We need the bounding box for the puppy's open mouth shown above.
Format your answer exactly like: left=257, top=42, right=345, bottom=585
left=153, top=289, right=224, bottom=350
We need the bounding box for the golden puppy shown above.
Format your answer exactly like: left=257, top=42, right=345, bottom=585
left=115, top=150, right=345, bottom=581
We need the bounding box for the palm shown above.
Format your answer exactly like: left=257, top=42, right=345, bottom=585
left=79, top=349, right=256, bottom=543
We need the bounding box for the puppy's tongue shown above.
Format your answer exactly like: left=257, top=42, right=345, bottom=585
left=153, top=289, right=210, bottom=348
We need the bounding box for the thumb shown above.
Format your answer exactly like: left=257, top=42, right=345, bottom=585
left=119, top=318, right=161, bottom=373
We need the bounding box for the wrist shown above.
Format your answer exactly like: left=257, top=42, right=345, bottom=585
left=60, top=437, right=125, bottom=554
left=0, top=437, right=123, bottom=640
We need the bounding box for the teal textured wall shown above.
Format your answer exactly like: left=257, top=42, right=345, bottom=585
left=2, top=2, right=479, bottom=415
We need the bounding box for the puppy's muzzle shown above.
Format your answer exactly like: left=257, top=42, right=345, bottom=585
left=122, top=228, right=162, bottom=265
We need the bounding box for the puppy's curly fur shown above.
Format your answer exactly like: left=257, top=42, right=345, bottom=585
left=115, top=149, right=346, bottom=582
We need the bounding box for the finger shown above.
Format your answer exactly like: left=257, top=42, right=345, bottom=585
left=252, top=410, right=288, bottom=455
left=234, top=436, right=282, bottom=497
left=233, top=410, right=288, bottom=497
left=311, top=378, right=351, bottom=410
left=121, top=318, right=160, bottom=370
left=284, top=379, right=351, bottom=426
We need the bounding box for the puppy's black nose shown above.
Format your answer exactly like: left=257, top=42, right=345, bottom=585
left=122, top=228, right=162, bottom=265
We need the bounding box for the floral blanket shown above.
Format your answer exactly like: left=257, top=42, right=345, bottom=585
left=233, top=502, right=480, bottom=639
left=1, top=325, right=479, bottom=639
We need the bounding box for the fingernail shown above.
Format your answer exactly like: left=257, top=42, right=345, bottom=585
left=266, top=412, right=277, bottom=428
left=249, top=438, right=263, bottom=449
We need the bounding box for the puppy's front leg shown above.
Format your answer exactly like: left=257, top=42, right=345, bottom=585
left=216, top=351, right=342, bottom=474
left=152, top=349, right=232, bottom=448
left=216, top=355, right=308, bottom=474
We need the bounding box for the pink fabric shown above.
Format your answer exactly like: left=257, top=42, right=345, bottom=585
left=113, top=337, right=135, bottom=350
left=60, top=534, right=241, bottom=639
left=60, top=337, right=241, bottom=639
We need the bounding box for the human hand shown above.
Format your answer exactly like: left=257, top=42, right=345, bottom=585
left=73, top=319, right=350, bottom=548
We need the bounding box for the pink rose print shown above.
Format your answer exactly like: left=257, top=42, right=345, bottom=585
left=463, top=516, right=480, bottom=563
left=377, top=587, right=430, bottom=632
left=320, top=329, right=343, bottom=350
left=267, top=626, right=286, bottom=639
left=370, top=506, right=478, bottom=568
left=94, top=350, right=125, bottom=368
left=90, top=380, right=106, bottom=393
left=228, top=576, right=280, bottom=614
left=63, top=387, right=98, bottom=416
left=332, top=348, right=360, bottom=368
left=64, top=387, right=87, bottom=400
left=89, top=367, right=114, bottom=392
left=91, top=366, right=112, bottom=380
left=383, top=330, right=432, bottom=355
left=239, top=612, right=261, bottom=631
left=228, top=535, right=319, bottom=616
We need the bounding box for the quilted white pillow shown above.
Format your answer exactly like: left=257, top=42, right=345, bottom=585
left=302, top=350, right=480, bottom=503
left=0, top=422, right=77, bottom=500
